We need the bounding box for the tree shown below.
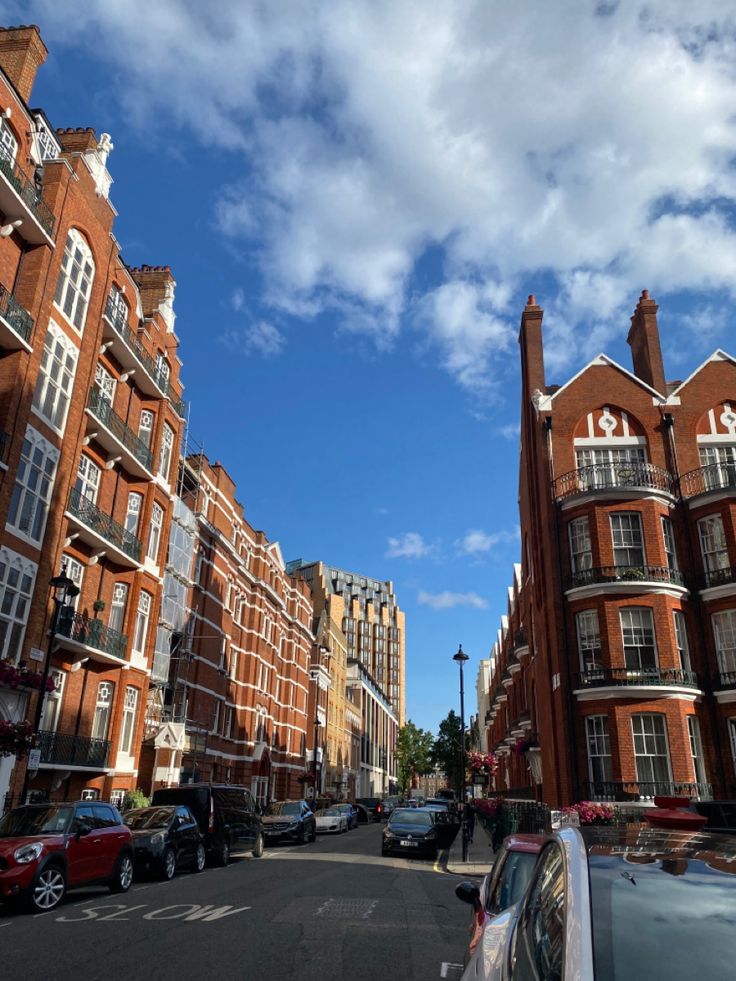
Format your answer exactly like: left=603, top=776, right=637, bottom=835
left=395, top=721, right=434, bottom=794
left=431, top=710, right=464, bottom=794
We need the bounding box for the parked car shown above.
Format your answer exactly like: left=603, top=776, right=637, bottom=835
left=314, top=807, right=348, bottom=834
left=381, top=807, right=439, bottom=859
left=124, top=805, right=205, bottom=880
left=0, top=801, right=134, bottom=913
left=151, top=783, right=263, bottom=865
left=458, top=799, right=736, bottom=981
left=262, top=800, right=317, bottom=844
left=332, top=803, right=359, bottom=829
left=455, top=833, right=544, bottom=964
left=354, top=797, right=383, bottom=822
left=419, top=805, right=457, bottom=849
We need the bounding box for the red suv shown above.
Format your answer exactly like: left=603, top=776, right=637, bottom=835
left=0, top=801, right=134, bottom=912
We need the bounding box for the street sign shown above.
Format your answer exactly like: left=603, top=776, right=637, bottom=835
left=305, top=786, right=315, bottom=799
left=29, top=647, right=44, bottom=663
left=28, top=748, right=41, bottom=770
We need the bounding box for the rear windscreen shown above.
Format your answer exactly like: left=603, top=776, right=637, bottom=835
left=151, top=787, right=209, bottom=818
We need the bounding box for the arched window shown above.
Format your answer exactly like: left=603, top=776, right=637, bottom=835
left=54, top=229, right=95, bottom=331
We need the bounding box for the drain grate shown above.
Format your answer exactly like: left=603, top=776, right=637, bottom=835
left=314, top=898, right=378, bottom=920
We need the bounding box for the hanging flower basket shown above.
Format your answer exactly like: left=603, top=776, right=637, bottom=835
left=0, top=719, right=36, bottom=758
left=563, top=801, right=615, bottom=825
left=467, top=751, right=498, bottom=775
left=513, top=736, right=539, bottom=757
left=473, top=796, right=503, bottom=818
left=0, top=660, right=55, bottom=692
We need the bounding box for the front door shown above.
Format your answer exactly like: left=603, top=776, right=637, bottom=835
left=65, top=805, right=100, bottom=884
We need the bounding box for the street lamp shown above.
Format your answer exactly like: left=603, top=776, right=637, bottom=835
left=20, top=569, right=78, bottom=803
left=453, top=643, right=469, bottom=861
left=311, top=643, right=330, bottom=802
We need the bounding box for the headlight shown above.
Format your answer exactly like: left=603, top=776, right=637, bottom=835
left=14, top=842, right=43, bottom=864
left=425, top=829, right=437, bottom=840
left=288, top=821, right=300, bottom=829
left=383, top=830, right=398, bottom=839
left=150, top=832, right=166, bottom=846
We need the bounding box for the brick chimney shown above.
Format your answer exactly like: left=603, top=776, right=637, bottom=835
left=0, top=25, right=47, bottom=103
left=518, top=294, right=546, bottom=398
left=56, top=127, right=99, bottom=154
left=627, top=290, right=666, bottom=394
left=129, top=265, right=176, bottom=329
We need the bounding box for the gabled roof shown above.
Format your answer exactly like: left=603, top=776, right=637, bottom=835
left=535, top=353, right=664, bottom=411
left=667, top=349, right=736, bottom=398
left=266, top=540, right=285, bottom=571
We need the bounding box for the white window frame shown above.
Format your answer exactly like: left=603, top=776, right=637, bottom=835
left=75, top=455, right=101, bottom=504
left=673, top=611, right=692, bottom=673
left=159, top=423, right=174, bottom=482
left=620, top=607, right=657, bottom=672
left=699, top=443, right=736, bottom=491
left=6, top=426, right=59, bottom=545
left=569, top=517, right=592, bottom=574
left=575, top=445, right=647, bottom=489
left=40, top=669, right=66, bottom=732
left=585, top=715, right=612, bottom=786
left=631, top=714, right=672, bottom=789
left=106, top=285, right=129, bottom=328
left=94, top=362, right=116, bottom=405
left=610, top=512, right=645, bottom=569
left=109, top=789, right=125, bottom=809
left=119, top=686, right=138, bottom=754
left=687, top=715, right=708, bottom=789
left=108, top=582, right=129, bottom=635
left=0, top=119, right=18, bottom=165
left=156, top=353, right=171, bottom=391
left=133, top=591, right=152, bottom=654
left=146, top=502, right=164, bottom=563
left=125, top=492, right=142, bottom=536
left=712, top=610, right=736, bottom=677
left=0, top=548, right=37, bottom=663
left=138, top=409, right=154, bottom=449
left=54, top=229, right=95, bottom=333
left=698, top=515, right=729, bottom=574
left=661, top=517, right=678, bottom=571
left=576, top=610, right=602, bottom=673
left=92, top=681, right=114, bottom=741
left=62, top=555, right=84, bottom=610
left=32, top=321, right=79, bottom=434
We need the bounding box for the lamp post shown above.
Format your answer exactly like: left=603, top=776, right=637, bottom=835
left=20, top=570, right=78, bottom=804
left=311, top=643, right=330, bottom=802
left=453, top=643, right=469, bottom=861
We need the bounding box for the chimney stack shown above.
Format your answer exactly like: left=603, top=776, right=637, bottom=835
left=627, top=290, right=666, bottom=394
left=518, top=294, right=546, bottom=399
left=0, top=25, right=47, bottom=103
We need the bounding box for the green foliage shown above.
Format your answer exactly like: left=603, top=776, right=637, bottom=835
left=431, top=710, right=464, bottom=794
left=395, top=721, right=434, bottom=794
left=122, top=788, right=150, bottom=811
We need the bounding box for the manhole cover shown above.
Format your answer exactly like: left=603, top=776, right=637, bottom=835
left=314, top=898, right=377, bottom=920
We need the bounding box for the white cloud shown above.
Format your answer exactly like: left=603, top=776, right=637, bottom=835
left=498, top=422, right=520, bottom=441
left=417, top=590, right=488, bottom=610
left=218, top=321, right=285, bottom=358
left=456, top=527, right=519, bottom=556
left=385, top=532, right=432, bottom=560
left=32, top=1, right=736, bottom=388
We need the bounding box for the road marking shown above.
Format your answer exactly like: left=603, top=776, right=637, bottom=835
left=361, top=900, right=378, bottom=920
left=0, top=921, right=11, bottom=929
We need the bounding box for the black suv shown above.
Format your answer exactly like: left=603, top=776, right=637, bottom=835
left=151, top=784, right=264, bottom=865
left=262, top=800, right=317, bottom=844
left=354, top=797, right=383, bottom=822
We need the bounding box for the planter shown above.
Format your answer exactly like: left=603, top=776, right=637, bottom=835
left=0, top=719, right=35, bottom=757
left=0, top=660, right=55, bottom=692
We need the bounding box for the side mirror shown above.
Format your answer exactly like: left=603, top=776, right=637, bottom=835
left=74, top=819, right=92, bottom=838
left=455, top=881, right=481, bottom=909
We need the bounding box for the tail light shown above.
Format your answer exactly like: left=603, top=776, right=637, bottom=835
left=208, top=797, right=215, bottom=833
left=377, top=804, right=382, bottom=814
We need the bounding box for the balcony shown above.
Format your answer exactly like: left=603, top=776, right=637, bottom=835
left=565, top=564, right=686, bottom=598
left=580, top=780, right=712, bottom=802
left=65, top=486, right=143, bottom=568
left=55, top=608, right=129, bottom=666
left=170, top=394, right=187, bottom=419
left=681, top=463, right=736, bottom=503
left=0, top=152, right=56, bottom=244
left=37, top=730, right=111, bottom=770
left=101, top=295, right=171, bottom=399
left=85, top=387, right=155, bottom=478
left=514, top=628, right=530, bottom=658
left=714, top=670, right=736, bottom=704
left=698, top=565, right=736, bottom=601
left=554, top=462, right=675, bottom=506
left=574, top=667, right=701, bottom=699
left=0, top=283, right=34, bottom=351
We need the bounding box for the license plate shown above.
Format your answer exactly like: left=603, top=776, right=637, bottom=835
left=400, top=840, right=418, bottom=847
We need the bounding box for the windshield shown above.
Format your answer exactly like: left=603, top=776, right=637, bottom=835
left=589, top=854, right=736, bottom=979
left=124, top=807, right=175, bottom=830
left=269, top=802, right=301, bottom=816
left=0, top=805, right=73, bottom=837
left=389, top=810, right=432, bottom=827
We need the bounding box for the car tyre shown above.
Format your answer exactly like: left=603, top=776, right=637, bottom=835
left=193, top=842, right=206, bottom=872
left=110, top=851, right=134, bottom=894
left=29, top=864, right=66, bottom=912
left=297, top=826, right=306, bottom=845
left=252, top=833, right=264, bottom=859
left=160, top=847, right=176, bottom=881
left=215, top=839, right=230, bottom=866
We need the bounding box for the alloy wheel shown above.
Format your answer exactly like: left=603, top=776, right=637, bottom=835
left=194, top=843, right=206, bottom=872
left=252, top=833, right=264, bottom=859
left=32, top=867, right=65, bottom=911
left=163, top=848, right=176, bottom=880
left=117, top=854, right=134, bottom=891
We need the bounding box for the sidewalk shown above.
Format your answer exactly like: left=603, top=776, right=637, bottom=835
left=444, top=825, right=495, bottom=877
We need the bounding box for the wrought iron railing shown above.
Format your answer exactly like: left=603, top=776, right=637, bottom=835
left=699, top=565, right=736, bottom=590
left=554, top=462, right=674, bottom=501
left=575, top=667, right=699, bottom=689
left=716, top=670, right=736, bottom=691
left=0, top=282, right=34, bottom=342
left=580, top=780, right=712, bottom=802
left=681, top=463, right=736, bottom=498
left=66, top=485, right=142, bottom=563
left=103, top=294, right=171, bottom=396
left=37, top=730, right=111, bottom=769
left=566, top=564, right=685, bottom=590
left=55, top=608, right=128, bottom=661
left=0, top=153, right=56, bottom=236
left=87, top=387, right=154, bottom=472
left=170, top=395, right=186, bottom=419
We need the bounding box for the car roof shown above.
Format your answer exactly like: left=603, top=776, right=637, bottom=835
left=580, top=825, right=736, bottom=860
left=504, top=833, right=546, bottom=853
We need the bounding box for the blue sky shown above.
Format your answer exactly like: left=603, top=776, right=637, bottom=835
left=7, top=1, right=736, bottom=734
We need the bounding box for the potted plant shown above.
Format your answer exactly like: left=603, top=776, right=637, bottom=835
left=92, top=599, right=106, bottom=616
left=0, top=719, right=36, bottom=757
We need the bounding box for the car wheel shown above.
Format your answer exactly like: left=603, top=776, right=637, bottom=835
left=193, top=842, right=206, bottom=872
left=110, top=851, right=134, bottom=893
left=216, top=839, right=230, bottom=866
left=29, top=865, right=66, bottom=912
left=297, top=826, right=305, bottom=845
left=252, top=833, right=264, bottom=859
left=160, top=847, right=176, bottom=881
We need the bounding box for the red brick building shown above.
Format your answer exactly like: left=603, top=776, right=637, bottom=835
left=0, top=25, right=186, bottom=808
left=484, top=291, right=736, bottom=807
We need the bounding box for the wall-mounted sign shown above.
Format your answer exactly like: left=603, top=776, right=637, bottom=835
left=29, top=648, right=45, bottom=663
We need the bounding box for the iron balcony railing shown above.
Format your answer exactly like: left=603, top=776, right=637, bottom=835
left=554, top=462, right=674, bottom=501
left=699, top=565, right=736, bottom=590
left=170, top=394, right=186, bottom=419
left=37, top=730, right=111, bottom=769
left=0, top=152, right=56, bottom=237
left=716, top=670, right=736, bottom=691
left=67, top=485, right=142, bottom=564
left=580, top=780, right=712, bottom=802
left=0, top=282, right=34, bottom=343
left=566, top=564, right=685, bottom=590
left=87, top=387, right=154, bottom=473
left=681, top=463, right=736, bottom=498
left=56, top=608, right=129, bottom=661
left=103, top=294, right=171, bottom=397
left=575, top=667, right=700, bottom=689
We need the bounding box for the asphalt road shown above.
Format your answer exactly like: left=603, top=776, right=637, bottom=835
left=1, top=823, right=475, bottom=981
